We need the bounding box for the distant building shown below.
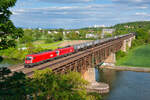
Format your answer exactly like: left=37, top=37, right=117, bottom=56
left=75, top=31, right=80, bottom=34
left=86, top=34, right=98, bottom=38
left=63, top=31, right=66, bottom=35
left=102, top=29, right=115, bottom=34
left=53, top=31, right=58, bottom=34
left=101, top=29, right=115, bottom=38
left=48, top=31, right=52, bottom=34
left=124, top=25, right=134, bottom=29
left=124, top=25, right=129, bottom=28
left=66, top=31, right=71, bottom=34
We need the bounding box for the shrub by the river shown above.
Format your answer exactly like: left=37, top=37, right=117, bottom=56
left=131, top=39, right=145, bottom=49
left=116, top=50, right=127, bottom=60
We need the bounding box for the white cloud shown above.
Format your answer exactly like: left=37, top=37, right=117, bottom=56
left=38, top=0, right=93, bottom=3
left=136, top=12, right=146, bottom=15
left=11, top=9, right=25, bottom=15
left=135, top=12, right=150, bottom=16
left=112, top=0, right=150, bottom=5
left=137, top=6, right=148, bottom=9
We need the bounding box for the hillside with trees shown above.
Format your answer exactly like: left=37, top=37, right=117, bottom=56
left=112, top=21, right=150, bottom=48
left=115, top=21, right=150, bottom=67
left=114, top=21, right=150, bottom=35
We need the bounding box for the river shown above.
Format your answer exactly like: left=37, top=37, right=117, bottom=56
left=97, top=68, right=150, bottom=100
left=0, top=58, right=22, bottom=68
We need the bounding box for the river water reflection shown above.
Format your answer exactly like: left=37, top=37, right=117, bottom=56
left=0, top=58, right=22, bottom=68
left=97, top=68, right=150, bottom=100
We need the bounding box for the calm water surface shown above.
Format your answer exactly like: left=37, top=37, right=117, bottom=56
left=97, top=69, right=150, bottom=100
left=0, top=58, right=22, bottom=68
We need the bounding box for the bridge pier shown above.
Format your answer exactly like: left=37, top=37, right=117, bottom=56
left=121, top=40, right=127, bottom=52
left=121, top=36, right=135, bottom=52
left=83, top=68, right=109, bottom=94
left=103, top=52, right=116, bottom=66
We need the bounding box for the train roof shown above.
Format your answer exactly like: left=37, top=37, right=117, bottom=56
left=57, top=45, right=72, bottom=49
left=26, top=50, right=56, bottom=57
left=26, top=46, right=73, bottom=57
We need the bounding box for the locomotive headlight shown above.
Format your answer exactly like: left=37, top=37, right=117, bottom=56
left=50, top=54, right=53, bottom=57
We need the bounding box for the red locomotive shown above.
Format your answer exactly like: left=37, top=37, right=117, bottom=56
left=56, top=46, right=74, bottom=56
left=24, top=46, right=75, bottom=68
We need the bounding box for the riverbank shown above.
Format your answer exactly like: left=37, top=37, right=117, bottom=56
left=116, top=44, right=150, bottom=67
left=101, top=66, right=150, bottom=73
left=0, top=58, right=23, bottom=68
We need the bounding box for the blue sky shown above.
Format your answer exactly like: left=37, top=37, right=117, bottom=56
left=10, top=0, right=150, bottom=29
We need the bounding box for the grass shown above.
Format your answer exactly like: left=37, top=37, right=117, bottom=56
left=0, top=41, right=64, bottom=61
left=116, top=44, right=150, bottom=67
left=18, top=40, right=63, bottom=50
left=34, top=41, right=63, bottom=50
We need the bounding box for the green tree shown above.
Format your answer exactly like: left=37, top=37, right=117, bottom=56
left=45, top=34, right=54, bottom=43
left=26, top=42, right=35, bottom=54
left=19, top=33, right=33, bottom=44
left=136, top=29, right=150, bottom=43
left=0, top=67, right=28, bottom=100
left=0, top=0, right=23, bottom=50
left=31, top=68, right=88, bottom=100
left=105, top=33, right=112, bottom=38
left=19, top=29, right=34, bottom=44
left=57, top=28, right=64, bottom=33
left=116, top=50, right=127, bottom=60
left=34, top=29, right=43, bottom=40
left=53, top=32, right=63, bottom=41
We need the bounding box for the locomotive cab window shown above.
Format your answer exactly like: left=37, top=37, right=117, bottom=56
left=26, top=57, right=32, bottom=60
left=56, top=51, right=60, bottom=54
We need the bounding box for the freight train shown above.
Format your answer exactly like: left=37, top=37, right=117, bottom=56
left=24, top=33, right=132, bottom=68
